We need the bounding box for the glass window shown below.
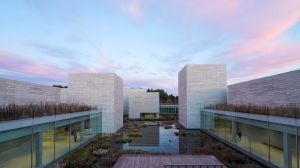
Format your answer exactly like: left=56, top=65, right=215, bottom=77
left=55, top=120, right=70, bottom=159
left=249, top=125, right=269, bottom=162
left=70, top=121, right=81, bottom=150
left=236, top=122, right=250, bottom=152
left=81, top=119, right=92, bottom=143
left=269, top=130, right=283, bottom=167
left=297, top=128, right=300, bottom=168
left=288, top=134, right=297, bottom=168
left=0, top=127, right=32, bottom=168
left=215, top=116, right=228, bottom=140
left=33, top=122, right=55, bottom=167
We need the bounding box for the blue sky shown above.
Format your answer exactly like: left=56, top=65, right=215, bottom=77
left=1, top=0, right=300, bottom=94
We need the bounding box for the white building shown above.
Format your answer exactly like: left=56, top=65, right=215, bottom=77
left=178, top=64, right=227, bottom=129
left=0, top=78, right=60, bottom=105
left=62, top=73, right=123, bottom=133
left=124, top=88, right=159, bottom=119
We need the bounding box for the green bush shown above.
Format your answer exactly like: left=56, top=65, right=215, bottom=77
left=130, top=128, right=140, bottom=132
left=128, top=131, right=143, bottom=137
left=99, top=141, right=110, bottom=149
left=116, top=136, right=132, bottom=144
left=89, top=136, right=111, bottom=149
left=64, top=148, right=96, bottom=168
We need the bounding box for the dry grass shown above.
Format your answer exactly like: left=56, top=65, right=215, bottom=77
left=207, top=103, right=300, bottom=118
left=0, top=103, right=96, bottom=121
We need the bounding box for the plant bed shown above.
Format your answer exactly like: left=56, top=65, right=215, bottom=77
left=130, top=128, right=140, bottom=132
left=207, top=103, right=300, bottom=118
left=90, top=136, right=111, bottom=150
left=116, top=137, right=132, bottom=144
left=92, top=148, right=108, bottom=156
left=64, top=147, right=96, bottom=168
left=137, top=124, right=147, bottom=128
left=128, top=131, right=143, bottom=137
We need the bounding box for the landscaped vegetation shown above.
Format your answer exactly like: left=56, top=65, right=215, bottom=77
left=0, top=103, right=96, bottom=121
left=54, top=136, right=111, bottom=168
left=207, top=103, right=300, bottom=118
left=51, top=120, right=263, bottom=168
left=116, top=136, right=132, bottom=144
left=159, top=114, right=177, bottom=121
left=128, top=131, right=143, bottom=137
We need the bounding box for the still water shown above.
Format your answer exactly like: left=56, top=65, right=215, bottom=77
left=122, top=122, right=179, bottom=153
left=118, top=121, right=264, bottom=168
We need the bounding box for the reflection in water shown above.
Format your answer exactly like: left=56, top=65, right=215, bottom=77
left=129, top=126, right=159, bottom=146
left=122, top=124, right=179, bottom=153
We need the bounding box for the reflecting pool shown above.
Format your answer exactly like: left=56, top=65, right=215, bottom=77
left=119, top=121, right=264, bottom=168
left=122, top=122, right=179, bottom=153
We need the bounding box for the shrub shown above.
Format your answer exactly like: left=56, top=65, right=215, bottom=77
left=130, top=128, right=140, bottom=132
left=64, top=148, right=96, bottom=168
left=89, top=136, right=110, bottom=150
left=92, top=148, right=108, bottom=156
left=128, top=131, right=143, bottom=137
left=99, top=142, right=110, bottom=149
left=116, top=136, right=132, bottom=144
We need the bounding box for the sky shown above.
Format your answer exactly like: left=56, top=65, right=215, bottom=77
left=0, top=0, right=300, bottom=95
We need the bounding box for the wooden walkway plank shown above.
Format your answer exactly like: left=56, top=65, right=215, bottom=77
left=113, top=155, right=226, bottom=168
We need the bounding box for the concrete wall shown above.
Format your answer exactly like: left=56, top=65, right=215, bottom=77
left=64, top=73, right=123, bottom=133
left=60, top=88, right=68, bottom=103
left=178, top=66, right=187, bottom=127
left=228, top=69, right=300, bottom=106
left=178, top=64, right=227, bottom=129
left=124, top=88, right=159, bottom=119
left=114, top=75, right=123, bottom=132
left=0, top=78, right=60, bottom=105
left=123, top=88, right=148, bottom=115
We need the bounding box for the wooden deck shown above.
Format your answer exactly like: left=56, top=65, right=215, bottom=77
left=113, top=155, right=226, bottom=168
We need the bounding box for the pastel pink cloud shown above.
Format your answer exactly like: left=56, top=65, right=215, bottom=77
left=228, top=43, right=300, bottom=84
left=0, top=51, right=122, bottom=80
left=121, top=0, right=144, bottom=21
left=0, top=51, right=67, bottom=79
